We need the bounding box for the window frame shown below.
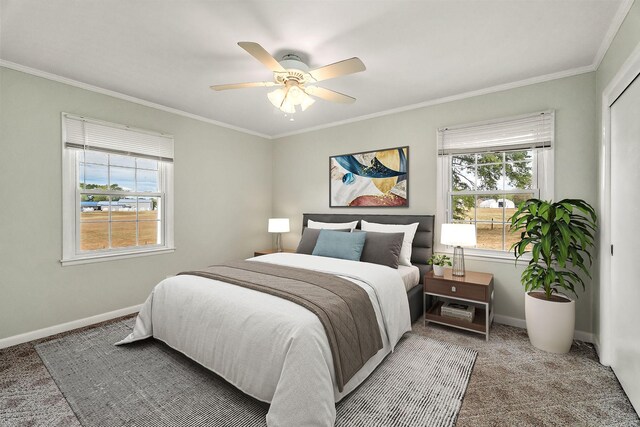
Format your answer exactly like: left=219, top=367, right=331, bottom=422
left=435, top=115, right=554, bottom=260
left=61, top=115, right=175, bottom=266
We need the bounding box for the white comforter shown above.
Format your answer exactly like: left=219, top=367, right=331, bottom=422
left=117, top=253, right=411, bottom=426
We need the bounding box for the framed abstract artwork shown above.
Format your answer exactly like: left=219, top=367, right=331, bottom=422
left=330, top=146, right=409, bottom=207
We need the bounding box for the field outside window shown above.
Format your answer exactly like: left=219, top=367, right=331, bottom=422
left=449, top=151, right=538, bottom=252
left=78, top=151, right=163, bottom=252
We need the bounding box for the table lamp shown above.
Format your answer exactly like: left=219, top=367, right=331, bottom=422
left=440, top=223, right=476, bottom=276
left=268, top=218, right=290, bottom=252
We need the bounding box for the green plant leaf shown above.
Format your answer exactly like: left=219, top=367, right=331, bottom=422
left=532, top=244, right=540, bottom=263
left=541, top=234, right=551, bottom=260
left=561, top=202, right=573, bottom=213
left=541, top=222, right=550, bottom=235
left=539, top=202, right=550, bottom=220
left=557, top=222, right=570, bottom=245
left=557, top=238, right=568, bottom=267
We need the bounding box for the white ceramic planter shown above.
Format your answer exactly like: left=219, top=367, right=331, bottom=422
left=433, top=265, right=445, bottom=276
left=525, top=292, right=575, bottom=354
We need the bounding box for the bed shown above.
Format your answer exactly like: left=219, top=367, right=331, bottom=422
left=118, top=214, right=434, bottom=426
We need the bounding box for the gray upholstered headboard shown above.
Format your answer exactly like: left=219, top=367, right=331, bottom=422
left=302, top=213, right=435, bottom=284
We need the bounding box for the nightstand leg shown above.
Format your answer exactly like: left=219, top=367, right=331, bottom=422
left=485, top=302, right=489, bottom=341
left=423, top=293, right=426, bottom=327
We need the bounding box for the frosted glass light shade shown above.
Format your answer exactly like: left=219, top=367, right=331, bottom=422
left=300, top=95, right=315, bottom=111
left=267, top=86, right=315, bottom=114
left=268, top=88, right=286, bottom=108
left=440, top=223, right=476, bottom=247
left=268, top=218, right=290, bottom=233
left=287, top=85, right=304, bottom=103
left=280, top=101, right=296, bottom=114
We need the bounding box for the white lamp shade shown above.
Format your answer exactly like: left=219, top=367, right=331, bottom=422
left=268, top=218, right=290, bottom=233
left=440, top=223, right=476, bottom=247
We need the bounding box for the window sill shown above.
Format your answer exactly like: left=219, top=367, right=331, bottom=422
left=61, top=247, right=176, bottom=266
left=438, top=247, right=532, bottom=265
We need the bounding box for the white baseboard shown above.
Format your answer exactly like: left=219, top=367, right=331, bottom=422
left=494, top=313, right=527, bottom=329
left=0, top=304, right=142, bottom=350
left=593, top=335, right=609, bottom=365
left=494, top=314, right=594, bottom=343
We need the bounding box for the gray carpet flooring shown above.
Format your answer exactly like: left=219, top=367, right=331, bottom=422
left=1, top=316, right=639, bottom=426
left=33, top=319, right=476, bottom=427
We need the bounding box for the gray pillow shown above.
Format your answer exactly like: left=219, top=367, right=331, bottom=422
left=296, top=227, right=350, bottom=254
left=312, top=230, right=367, bottom=261
left=358, top=231, right=404, bottom=269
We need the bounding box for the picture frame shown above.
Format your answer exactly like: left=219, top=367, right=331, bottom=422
left=329, top=146, right=409, bottom=207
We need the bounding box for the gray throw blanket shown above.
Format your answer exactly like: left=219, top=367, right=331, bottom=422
left=178, top=260, right=383, bottom=391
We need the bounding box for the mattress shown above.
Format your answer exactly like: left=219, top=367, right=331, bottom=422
left=398, top=264, right=421, bottom=291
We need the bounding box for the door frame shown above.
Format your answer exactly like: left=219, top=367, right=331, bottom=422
left=598, top=40, right=640, bottom=366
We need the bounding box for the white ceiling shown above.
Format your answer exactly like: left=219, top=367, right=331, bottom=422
left=0, top=0, right=630, bottom=138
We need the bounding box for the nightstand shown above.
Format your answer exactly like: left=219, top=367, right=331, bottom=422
left=423, top=270, right=494, bottom=341
left=253, top=248, right=295, bottom=257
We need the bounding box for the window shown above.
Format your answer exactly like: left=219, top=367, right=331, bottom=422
left=436, top=111, right=554, bottom=256
left=62, top=114, right=174, bottom=265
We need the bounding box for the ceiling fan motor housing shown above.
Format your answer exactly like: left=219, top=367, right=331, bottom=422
left=276, top=54, right=311, bottom=84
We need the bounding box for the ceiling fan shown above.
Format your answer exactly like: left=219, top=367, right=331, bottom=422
left=210, top=42, right=366, bottom=114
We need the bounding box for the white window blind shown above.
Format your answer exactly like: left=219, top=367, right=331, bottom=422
left=63, top=114, right=174, bottom=162
left=438, top=110, right=554, bottom=155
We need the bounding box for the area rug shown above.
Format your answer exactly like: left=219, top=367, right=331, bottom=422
left=35, top=319, right=477, bottom=427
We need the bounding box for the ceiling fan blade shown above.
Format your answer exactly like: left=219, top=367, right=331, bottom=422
left=238, top=42, right=286, bottom=73
left=210, top=81, right=278, bottom=91
left=308, top=57, right=366, bottom=82
left=305, top=86, right=356, bottom=104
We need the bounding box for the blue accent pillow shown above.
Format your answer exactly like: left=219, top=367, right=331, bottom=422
left=312, top=229, right=367, bottom=261
left=296, top=227, right=351, bottom=255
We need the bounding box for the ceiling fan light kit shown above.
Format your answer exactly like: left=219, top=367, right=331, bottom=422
left=211, top=42, right=365, bottom=115
left=268, top=82, right=316, bottom=114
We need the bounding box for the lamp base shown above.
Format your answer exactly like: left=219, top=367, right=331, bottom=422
left=452, top=246, right=465, bottom=276
left=275, top=233, right=283, bottom=252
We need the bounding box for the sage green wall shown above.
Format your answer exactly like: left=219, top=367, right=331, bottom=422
left=0, top=67, right=272, bottom=340
left=593, top=0, right=640, bottom=341
left=273, top=72, right=597, bottom=334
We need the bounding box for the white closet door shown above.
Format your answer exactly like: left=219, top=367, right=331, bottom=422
left=610, top=73, right=640, bottom=414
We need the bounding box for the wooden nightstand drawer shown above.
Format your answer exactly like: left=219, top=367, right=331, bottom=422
left=424, top=270, right=493, bottom=303
left=425, top=280, right=486, bottom=301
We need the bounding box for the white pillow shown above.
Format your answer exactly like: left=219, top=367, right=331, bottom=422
left=361, top=220, right=419, bottom=266
left=308, top=219, right=358, bottom=231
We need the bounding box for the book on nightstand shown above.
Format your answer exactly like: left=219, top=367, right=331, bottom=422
left=441, top=301, right=476, bottom=322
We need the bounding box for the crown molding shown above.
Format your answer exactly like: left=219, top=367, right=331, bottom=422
left=0, top=48, right=610, bottom=142
left=272, top=64, right=595, bottom=139
left=0, top=60, right=272, bottom=140
left=593, top=0, right=636, bottom=70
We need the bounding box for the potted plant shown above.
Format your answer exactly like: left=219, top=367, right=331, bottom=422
left=428, top=254, right=452, bottom=276
left=510, top=198, right=597, bottom=353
